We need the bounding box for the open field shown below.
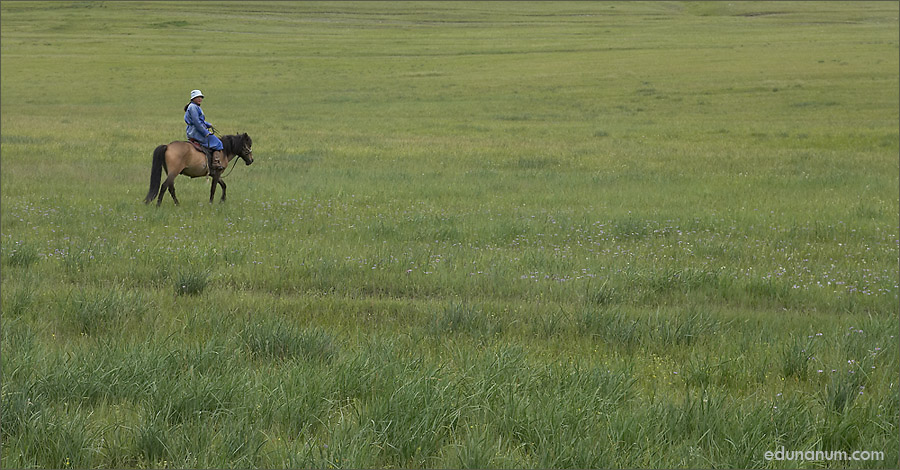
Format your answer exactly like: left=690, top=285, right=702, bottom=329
left=2, top=1, right=898, bottom=468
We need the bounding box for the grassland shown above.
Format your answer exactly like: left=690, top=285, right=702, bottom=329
left=1, top=1, right=898, bottom=468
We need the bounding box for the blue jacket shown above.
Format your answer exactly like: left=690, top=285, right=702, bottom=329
left=184, top=103, right=223, bottom=150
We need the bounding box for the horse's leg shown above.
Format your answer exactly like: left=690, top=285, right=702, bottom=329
left=156, top=180, right=168, bottom=206
left=218, top=179, right=227, bottom=202
left=209, top=172, right=219, bottom=203
left=167, top=182, right=179, bottom=205
left=158, top=171, right=179, bottom=206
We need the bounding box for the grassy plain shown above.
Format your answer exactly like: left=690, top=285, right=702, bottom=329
left=1, top=1, right=898, bottom=468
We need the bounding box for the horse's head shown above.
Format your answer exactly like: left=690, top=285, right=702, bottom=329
left=239, top=133, right=253, bottom=165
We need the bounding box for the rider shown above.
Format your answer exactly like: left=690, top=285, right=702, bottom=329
left=184, top=89, right=225, bottom=172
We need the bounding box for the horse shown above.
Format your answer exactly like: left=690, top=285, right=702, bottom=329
left=144, top=133, right=254, bottom=206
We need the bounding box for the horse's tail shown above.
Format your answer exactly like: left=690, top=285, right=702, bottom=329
left=144, top=144, right=167, bottom=203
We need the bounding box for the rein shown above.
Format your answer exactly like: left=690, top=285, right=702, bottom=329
left=220, top=154, right=240, bottom=178
left=215, top=134, right=248, bottom=179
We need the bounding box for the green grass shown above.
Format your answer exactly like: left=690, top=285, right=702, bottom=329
left=2, top=1, right=898, bottom=468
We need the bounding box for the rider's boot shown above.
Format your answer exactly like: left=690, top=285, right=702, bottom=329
left=203, top=147, right=216, bottom=173
left=211, top=150, right=225, bottom=172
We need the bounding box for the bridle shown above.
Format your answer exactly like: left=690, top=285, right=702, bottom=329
left=220, top=143, right=252, bottom=178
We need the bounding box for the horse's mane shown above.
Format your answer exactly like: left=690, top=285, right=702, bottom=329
left=222, top=133, right=252, bottom=154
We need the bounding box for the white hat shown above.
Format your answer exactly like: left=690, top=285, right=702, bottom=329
left=190, top=89, right=204, bottom=100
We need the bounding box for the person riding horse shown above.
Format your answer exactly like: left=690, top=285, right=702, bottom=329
left=184, top=89, right=225, bottom=172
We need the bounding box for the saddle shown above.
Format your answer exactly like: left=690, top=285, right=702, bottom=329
left=188, top=139, right=207, bottom=153
left=189, top=139, right=220, bottom=171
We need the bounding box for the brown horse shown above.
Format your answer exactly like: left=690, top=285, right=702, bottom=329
left=144, top=133, right=253, bottom=206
